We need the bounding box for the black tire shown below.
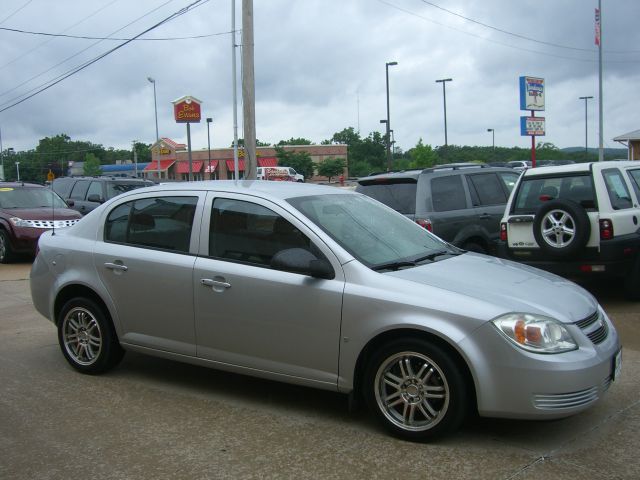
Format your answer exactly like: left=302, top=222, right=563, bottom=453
left=533, top=199, right=590, bottom=257
left=462, top=242, right=486, bottom=254
left=0, top=229, right=16, bottom=264
left=57, top=297, right=125, bottom=374
left=363, top=338, right=468, bottom=441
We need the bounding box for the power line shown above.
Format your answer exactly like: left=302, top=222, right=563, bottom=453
left=417, top=0, right=640, bottom=55
left=0, top=0, right=208, bottom=114
left=0, top=0, right=178, bottom=101
left=0, top=0, right=33, bottom=25
left=0, top=25, right=234, bottom=42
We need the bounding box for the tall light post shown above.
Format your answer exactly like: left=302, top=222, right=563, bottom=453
left=15, top=161, right=20, bottom=182
left=487, top=128, right=495, bottom=150
left=435, top=78, right=453, bottom=146
left=206, top=117, right=213, bottom=179
left=385, top=61, right=398, bottom=171
left=579, top=96, right=594, bottom=157
left=147, top=77, right=160, bottom=179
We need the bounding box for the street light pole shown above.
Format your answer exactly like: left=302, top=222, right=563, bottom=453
left=435, top=78, right=453, bottom=146
left=147, top=77, right=160, bottom=179
left=487, top=128, right=495, bottom=150
left=206, top=117, right=212, bottom=179
left=579, top=96, right=594, bottom=157
left=16, top=161, right=20, bottom=182
left=385, top=61, right=398, bottom=171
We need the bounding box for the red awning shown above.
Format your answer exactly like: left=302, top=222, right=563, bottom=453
left=258, top=157, right=278, bottom=167
left=204, top=160, right=219, bottom=173
left=225, top=159, right=245, bottom=171
left=176, top=161, right=203, bottom=174
left=143, top=160, right=175, bottom=172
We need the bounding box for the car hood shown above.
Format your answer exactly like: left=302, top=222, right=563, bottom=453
left=1, top=207, right=82, bottom=220
left=385, top=253, right=597, bottom=323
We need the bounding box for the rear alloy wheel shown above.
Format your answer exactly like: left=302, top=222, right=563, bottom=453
left=533, top=200, right=590, bottom=257
left=462, top=242, right=486, bottom=254
left=58, top=297, right=124, bottom=374
left=0, top=229, right=16, bottom=264
left=364, top=338, right=467, bottom=441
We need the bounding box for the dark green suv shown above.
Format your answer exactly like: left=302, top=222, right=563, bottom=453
left=356, top=164, right=519, bottom=254
left=52, top=176, right=153, bottom=215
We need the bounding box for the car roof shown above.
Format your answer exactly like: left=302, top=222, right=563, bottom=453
left=0, top=182, right=45, bottom=188
left=133, top=180, right=351, bottom=201
left=522, top=160, right=639, bottom=177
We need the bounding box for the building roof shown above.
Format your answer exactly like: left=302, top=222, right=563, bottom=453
left=613, top=129, right=640, bottom=141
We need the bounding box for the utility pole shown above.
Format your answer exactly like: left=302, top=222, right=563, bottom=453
left=579, top=96, right=594, bottom=158
left=242, top=0, right=257, bottom=179
left=436, top=78, right=452, bottom=146
left=597, top=0, right=604, bottom=161
left=385, top=61, right=398, bottom=171
left=231, top=0, right=239, bottom=180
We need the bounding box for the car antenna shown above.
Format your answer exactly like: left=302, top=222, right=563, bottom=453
left=51, top=183, right=55, bottom=236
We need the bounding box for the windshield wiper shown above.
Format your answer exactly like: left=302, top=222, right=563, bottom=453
left=412, top=250, right=455, bottom=263
left=371, top=260, right=416, bottom=272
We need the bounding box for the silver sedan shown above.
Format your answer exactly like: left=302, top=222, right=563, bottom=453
left=30, top=181, right=622, bottom=441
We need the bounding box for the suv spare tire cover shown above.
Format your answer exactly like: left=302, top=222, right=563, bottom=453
left=533, top=199, right=591, bottom=257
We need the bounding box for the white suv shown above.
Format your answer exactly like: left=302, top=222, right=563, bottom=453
left=498, top=161, right=640, bottom=299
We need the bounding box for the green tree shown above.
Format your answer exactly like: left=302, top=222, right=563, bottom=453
left=277, top=137, right=313, bottom=146
left=408, top=139, right=438, bottom=168
left=233, top=138, right=271, bottom=147
left=316, top=157, right=346, bottom=183
left=83, top=153, right=102, bottom=176
left=274, top=146, right=315, bottom=180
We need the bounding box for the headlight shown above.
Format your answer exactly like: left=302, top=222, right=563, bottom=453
left=9, top=217, right=30, bottom=227
left=492, top=313, right=577, bottom=354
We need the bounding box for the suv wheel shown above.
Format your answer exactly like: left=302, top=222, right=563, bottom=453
left=533, top=200, right=590, bottom=257
left=0, top=230, right=16, bottom=264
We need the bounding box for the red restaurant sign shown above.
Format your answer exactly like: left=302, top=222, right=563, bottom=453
left=173, top=95, right=202, bottom=123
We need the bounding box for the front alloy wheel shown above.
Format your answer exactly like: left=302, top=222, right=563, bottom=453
left=365, top=338, right=467, bottom=441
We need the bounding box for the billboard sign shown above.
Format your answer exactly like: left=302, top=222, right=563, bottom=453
left=520, top=116, right=545, bottom=136
left=519, top=76, right=545, bottom=111
left=172, top=95, right=202, bottom=123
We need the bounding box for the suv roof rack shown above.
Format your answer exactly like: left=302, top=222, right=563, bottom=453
left=421, top=163, right=490, bottom=173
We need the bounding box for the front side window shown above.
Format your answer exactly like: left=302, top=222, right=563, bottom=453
left=430, top=176, right=466, bottom=211
left=288, top=194, right=449, bottom=268
left=86, top=181, right=103, bottom=201
left=468, top=173, right=507, bottom=206
left=210, top=198, right=312, bottom=267
left=105, top=181, right=149, bottom=200
left=602, top=169, right=633, bottom=210
left=498, top=172, right=520, bottom=193
left=69, top=180, right=90, bottom=200
left=105, top=196, right=198, bottom=253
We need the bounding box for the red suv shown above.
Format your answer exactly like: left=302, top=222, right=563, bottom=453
left=0, top=182, right=82, bottom=263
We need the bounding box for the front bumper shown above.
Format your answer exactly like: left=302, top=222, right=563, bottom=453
left=7, top=226, right=46, bottom=255
left=460, top=309, right=621, bottom=419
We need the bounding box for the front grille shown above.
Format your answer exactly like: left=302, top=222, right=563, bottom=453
left=533, top=386, right=600, bottom=410
left=21, top=219, right=80, bottom=229
left=574, top=310, right=609, bottom=345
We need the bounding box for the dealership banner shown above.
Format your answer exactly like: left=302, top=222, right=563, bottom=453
left=520, top=116, right=545, bottom=136
left=519, top=76, right=545, bottom=111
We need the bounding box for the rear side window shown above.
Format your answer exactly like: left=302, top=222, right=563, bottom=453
left=355, top=180, right=417, bottom=214
left=52, top=178, right=75, bottom=198
left=602, top=169, right=633, bottom=210
left=513, top=174, right=595, bottom=214
left=430, top=176, right=466, bottom=211
left=69, top=180, right=90, bottom=200
left=627, top=169, right=640, bottom=200
left=467, top=173, right=507, bottom=206
left=105, top=196, right=198, bottom=253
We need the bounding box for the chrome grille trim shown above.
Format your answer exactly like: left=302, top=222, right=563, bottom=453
left=533, top=386, right=600, bottom=410
left=574, top=310, right=609, bottom=345
left=20, top=219, right=80, bottom=229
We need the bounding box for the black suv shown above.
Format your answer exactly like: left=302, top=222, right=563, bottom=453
left=356, top=164, right=519, bottom=254
left=52, top=176, right=153, bottom=215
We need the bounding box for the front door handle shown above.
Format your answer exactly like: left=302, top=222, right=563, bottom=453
left=104, top=262, right=128, bottom=272
left=478, top=213, right=491, bottom=220
left=201, top=278, right=231, bottom=289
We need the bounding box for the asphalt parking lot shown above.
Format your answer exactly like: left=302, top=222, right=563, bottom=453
left=1, top=262, right=638, bottom=480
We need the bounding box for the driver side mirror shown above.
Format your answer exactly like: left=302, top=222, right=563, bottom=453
left=270, top=248, right=335, bottom=280
left=87, top=194, right=105, bottom=204
left=65, top=199, right=75, bottom=207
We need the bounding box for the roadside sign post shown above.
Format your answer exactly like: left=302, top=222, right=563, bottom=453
left=519, top=76, right=545, bottom=167
left=172, top=96, right=202, bottom=181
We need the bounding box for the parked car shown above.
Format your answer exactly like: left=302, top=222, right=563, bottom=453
left=0, top=182, right=82, bottom=263
left=356, top=164, right=520, bottom=254
left=51, top=176, right=153, bottom=215
left=31, top=181, right=621, bottom=441
left=507, top=160, right=532, bottom=171
left=498, top=161, right=640, bottom=299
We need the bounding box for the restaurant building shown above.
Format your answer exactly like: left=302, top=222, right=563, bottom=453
left=145, top=138, right=348, bottom=182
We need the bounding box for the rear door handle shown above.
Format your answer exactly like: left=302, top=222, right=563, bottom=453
left=478, top=213, right=491, bottom=220
left=104, top=262, right=128, bottom=272
left=201, top=278, right=231, bottom=289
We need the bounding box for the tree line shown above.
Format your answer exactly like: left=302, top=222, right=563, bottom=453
left=1, top=130, right=626, bottom=183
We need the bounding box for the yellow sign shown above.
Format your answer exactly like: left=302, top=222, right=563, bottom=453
left=160, top=147, right=171, bottom=155
left=47, top=170, right=55, bottom=182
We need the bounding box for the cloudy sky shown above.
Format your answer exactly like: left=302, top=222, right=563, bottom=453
left=1, top=0, right=639, bottom=154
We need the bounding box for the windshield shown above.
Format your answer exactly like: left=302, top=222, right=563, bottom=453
left=106, top=181, right=149, bottom=199
left=0, top=187, right=68, bottom=209
left=288, top=193, right=451, bottom=268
